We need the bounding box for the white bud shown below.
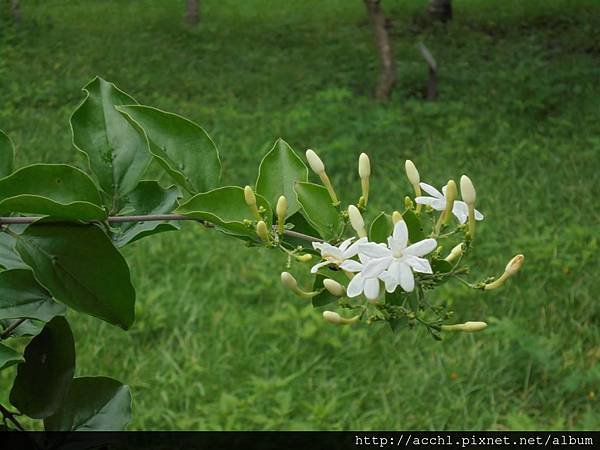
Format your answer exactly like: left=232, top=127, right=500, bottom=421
left=392, top=211, right=403, bottom=224
left=322, top=311, right=359, bottom=325
left=358, top=153, right=370, bottom=178
left=306, top=149, right=325, bottom=174
left=405, top=160, right=420, bottom=185
left=256, top=220, right=270, bottom=242
left=504, top=254, right=524, bottom=276
left=347, top=205, right=366, bottom=238
left=244, top=185, right=256, bottom=206
left=445, top=180, right=457, bottom=205
left=442, top=321, right=487, bottom=332
left=280, top=272, right=298, bottom=291
left=323, top=279, right=346, bottom=297
left=460, top=175, right=476, bottom=205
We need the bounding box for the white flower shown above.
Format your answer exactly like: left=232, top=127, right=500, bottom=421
left=415, top=182, right=484, bottom=224
left=357, top=221, right=437, bottom=293
left=310, top=237, right=368, bottom=274
left=343, top=250, right=385, bottom=301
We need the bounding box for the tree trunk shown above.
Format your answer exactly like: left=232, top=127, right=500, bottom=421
left=363, top=0, right=396, bottom=100
left=10, top=0, right=21, bottom=26
left=184, top=0, right=199, bottom=26
left=418, top=43, right=437, bottom=100
left=428, top=0, right=452, bottom=23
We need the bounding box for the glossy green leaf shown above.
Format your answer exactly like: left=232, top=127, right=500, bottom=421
left=10, top=316, right=75, bottom=419
left=369, top=212, right=393, bottom=244
left=15, top=223, right=135, bottom=330
left=117, top=105, right=221, bottom=194
left=113, top=181, right=180, bottom=247
left=44, top=376, right=132, bottom=431
left=282, top=212, right=321, bottom=250
left=0, top=164, right=106, bottom=220
left=0, top=269, right=65, bottom=321
left=311, top=271, right=348, bottom=308
left=71, top=77, right=151, bottom=206
left=0, top=343, right=22, bottom=371
left=402, top=209, right=425, bottom=242
left=0, top=129, right=15, bottom=178
left=177, top=186, right=272, bottom=241
left=294, top=182, right=340, bottom=240
left=0, top=231, right=27, bottom=270
left=432, top=259, right=453, bottom=273
left=255, top=139, right=308, bottom=217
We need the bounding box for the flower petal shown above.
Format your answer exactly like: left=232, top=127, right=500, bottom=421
left=359, top=242, right=390, bottom=259
left=343, top=236, right=368, bottom=258
left=392, top=221, right=408, bottom=249
left=475, top=208, right=484, bottom=221
left=361, top=257, right=392, bottom=278
left=452, top=201, right=469, bottom=224
left=405, top=256, right=433, bottom=274
left=415, top=196, right=439, bottom=207
left=420, top=182, right=444, bottom=199
left=381, top=271, right=399, bottom=293
left=340, top=259, right=363, bottom=272
left=338, top=237, right=355, bottom=253
left=310, top=260, right=331, bottom=274
left=404, top=238, right=437, bottom=257
left=346, top=273, right=365, bottom=298
left=399, top=262, right=415, bottom=292
left=364, top=278, right=380, bottom=300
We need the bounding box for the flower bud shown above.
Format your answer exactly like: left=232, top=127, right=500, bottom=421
left=439, top=179, right=457, bottom=228
left=276, top=195, right=287, bottom=234
left=460, top=175, right=476, bottom=205
left=323, top=279, right=346, bottom=297
left=244, top=185, right=261, bottom=220
left=504, top=254, right=524, bottom=276
left=405, top=160, right=420, bottom=186
left=295, top=253, right=313, bottom=262
left=256, top=220, right=270, bottom=242
left=306, top=149, right=325, bottom=174
left=281, top=272, right=298, bottom=291
left=322, top=311, right=359, bottom=325
left=358, top=153, right=371, bottom=178
left=441, top=321, right=487, bottom=332
left=392, top=210, right=403, bottom=224
left=444, top=243, right=464, bottom=263
left=348, top=205, right=367, bottom=238
left=404, top=196, right=414, bottom=210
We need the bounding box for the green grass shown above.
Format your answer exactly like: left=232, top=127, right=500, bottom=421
left=1, top=0, right=599, bottom=430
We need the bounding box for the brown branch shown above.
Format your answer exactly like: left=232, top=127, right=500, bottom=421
left=364, top=0, right=396, bottom=100
left=0, top=215, right=323, bottom=243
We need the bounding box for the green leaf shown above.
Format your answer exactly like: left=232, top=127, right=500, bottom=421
left=0, top=269, right=65, bottom=321
left=402, top=209, right=425, bottom=242
left=0, top=164, right=106, bottom=220
left=117, top=105, right=221, bottom=194
left=15, top=223, right=135, bottom=330
left=44, top=376, right=132, bottom=431
left=71, top=77, right=151, bottom=207
left=1, top=318, right=44, bottom=338
left=282, top=212, right=321, bottom=249
left=369, top=212, right=392, bottom=244
left=10, top=316, right=75, bottom=419
left=294, top=182, right=340, bottom=240
left=176, top=186, right=272, bottom=241
left=113, top=181, right=180, bottom=247
left=0, top=231, right=27, bottom=270
left=431, top=258, right=453, bottom=273
left=311, top=273, right=339, bottom=308
left=0, top=343, right=23, bottom=371
left=255, top=139, right=308, bottom=216
left=0, top=129, right=15, bottom=179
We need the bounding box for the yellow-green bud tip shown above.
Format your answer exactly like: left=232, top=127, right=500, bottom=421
left=358, top=153, right=371, bottom=178
left=392, top=211, right=403, bottom=224
left=280, top=272, right=298, bottom=291
left=256, top=220, right=270, bottom=242
left=306, top=149, right=325, bottom=174
left=322, top=311, right=359, bottom=325
left=442, top=321, right=487, bottom=332
left=323, top=279, right=346, bottom=297
left=244, top=185, right=256, bottom=206
left=460, top=175, right=476, bottom=205
left=445, top=243, right=464, bottom=262
left=505, top=254, right=524, bottom=276
left=445, top=180, right=457, bottom=203
left=405, top=160, right=420, bottom=185
left=276, top=195, right=287, bottom=218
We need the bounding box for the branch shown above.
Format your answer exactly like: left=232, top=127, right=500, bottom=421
left=0, top=215, right=323, bottom=243
left=0, top=403, right=25, bottom=431
left=0, top=318, right=26, bottom=340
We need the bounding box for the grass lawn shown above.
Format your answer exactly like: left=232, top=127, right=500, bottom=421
left=1, top=0, right=599, bottom=430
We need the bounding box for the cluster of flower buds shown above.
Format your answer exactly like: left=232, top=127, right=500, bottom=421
left=273, top=150, right=523, bottom=335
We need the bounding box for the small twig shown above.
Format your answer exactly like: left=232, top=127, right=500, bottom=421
left=0, top=403, right=25, bottom=431
left=0, top=318, right=26, bottom=340
left=0, top=214, right=323, bottom=243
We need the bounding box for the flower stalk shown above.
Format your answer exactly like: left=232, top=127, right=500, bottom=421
left=484, top=254, right=525, bottom=290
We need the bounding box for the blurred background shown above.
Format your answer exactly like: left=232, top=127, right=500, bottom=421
left=1, top=0, right=599, bottom=430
